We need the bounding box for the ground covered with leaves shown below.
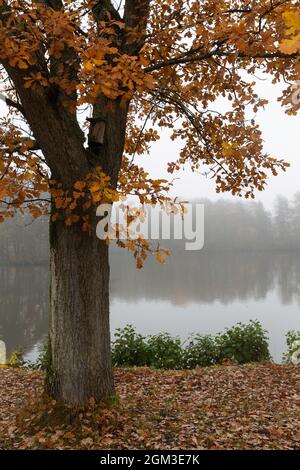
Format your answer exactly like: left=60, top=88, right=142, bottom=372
left=0, top=364, right=299, bottom=450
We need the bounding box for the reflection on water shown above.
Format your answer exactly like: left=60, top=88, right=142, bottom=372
left=0, top=266, right=48, bottom=360
left=0, top=251, right=299, bottom=362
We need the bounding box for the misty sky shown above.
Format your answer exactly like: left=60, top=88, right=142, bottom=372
left=1, top=78, right=299, bottom=210
left=136, top=79, right=300, bottom=209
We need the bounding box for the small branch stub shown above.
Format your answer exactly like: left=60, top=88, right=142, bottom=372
left=87, top=118, right=106, bottom=147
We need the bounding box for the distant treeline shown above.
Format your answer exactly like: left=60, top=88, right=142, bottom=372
left=0, top=194, right=300, bottom=263
left=0, top=216, right=48, bottom=265
left=201, top=194, right=300, bottom=252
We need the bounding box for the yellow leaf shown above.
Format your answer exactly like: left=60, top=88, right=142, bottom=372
left=282, top=11, right=300, bottom=34
left=74, top=181, right=86, bottom=191
left=93, top=59, right=106, bottom=67
left=89, top=182, right=102, bottom=193
left=83, top=61, right=94, bottom=72
left=155, top=252, right=165, bottom=264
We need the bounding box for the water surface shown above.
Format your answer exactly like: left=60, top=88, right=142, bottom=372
left=0, top=251, right=299, bottom=363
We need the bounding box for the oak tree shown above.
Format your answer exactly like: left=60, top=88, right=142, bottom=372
left=0, top=0, right=299, bottom=405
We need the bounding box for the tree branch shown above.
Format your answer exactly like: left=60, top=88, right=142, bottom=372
left=0, top=197, right=50, bottom=206
left=0, top=92, right=26, bottom=115
left=122, top=0, right=150, bottom=55
left=144, top=50, right=300, bottom=74
left=34, top=0, right=63, bottom=10
left=92, top=0, right=121, bottom=21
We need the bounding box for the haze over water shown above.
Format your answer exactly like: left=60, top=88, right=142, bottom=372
left=0, top=250, right=299, bottom=363
left=1, top=197, right=300, bottom=363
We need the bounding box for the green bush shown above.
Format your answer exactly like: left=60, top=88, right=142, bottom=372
left=35, top=339, right=52, bottom=372
left=111, top=325, right=149, bottom=367
left=29, top=321, right=272, bottom=371
left=111, top=321, right=271, bottom=369
left=111, top=327, right=183, bottom=369
left=283, top=331, right=300, bottom=363
left=183, top=335, right=219, bottom=368
left=147, top=333, right=183, bottom=369
left=10, top=322, right=300, bottom=371
left=215, top=320, right=271, bottom=364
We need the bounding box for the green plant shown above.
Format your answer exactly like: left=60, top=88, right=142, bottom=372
left=147, top=333, right=183, bottom=369
left=31, top=321, right=273, bottom=371
left=183, top=335, right=220, bottom=368
left=111, top=321, right=271, bottom=370
left=215, top=320, right=271, bottom=364
left=283, top=331, right=300, bottom=363
left=35, top=339, right=52, bottom=372
left=111, top=325, right=149, bottom=367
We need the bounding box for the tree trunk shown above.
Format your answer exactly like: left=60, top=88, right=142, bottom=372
left=45, top=213, right=114, bottom=406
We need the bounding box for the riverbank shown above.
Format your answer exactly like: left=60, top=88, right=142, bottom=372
left=0, top=364, right=299, bottom=450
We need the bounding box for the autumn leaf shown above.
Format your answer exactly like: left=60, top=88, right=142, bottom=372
left=0, top=365, right=299, bottom=450
left=280, top=11, right=300, bottom=54
left=89, top=182, right=102, bottom=193
left=155, top=252, right=165, bottom=264
left=74, top=181, right=86, bottom=192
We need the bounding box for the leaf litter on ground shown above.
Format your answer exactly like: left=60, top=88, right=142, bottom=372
left=0, top=364, right=299, bottom=450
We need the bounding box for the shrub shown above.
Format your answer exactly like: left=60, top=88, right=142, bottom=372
left=112, top=328, right=183, bottom=369
left=34, top=321, right=273, bottom=371
left=215, top=320, right=271, bottom=364
left=283, top=331, right=300, bottom=364
left=35, top=339, right=52, bottom=372
left=183, top=335, right=219, bottom=368
left=111, top=321, right=271, bottom=369
left=111, top=325, right=149, bottom=367
left=147, top=333, right=183, bottom=369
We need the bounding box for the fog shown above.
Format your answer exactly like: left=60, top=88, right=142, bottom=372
left=1, top=195, right=300, bottom=264
left=0, top=196, right=300, bottom=362
left=1, top=76, right=300, bottom=362
left=134, top=80, right=300, bottom=209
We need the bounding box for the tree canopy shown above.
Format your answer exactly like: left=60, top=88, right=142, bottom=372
left=0, top=0, right=299, bottom=265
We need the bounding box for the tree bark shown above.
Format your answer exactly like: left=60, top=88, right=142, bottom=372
left=45, top=212, right=114, bottom=406
left=0, top=0, right=151, bottom=409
